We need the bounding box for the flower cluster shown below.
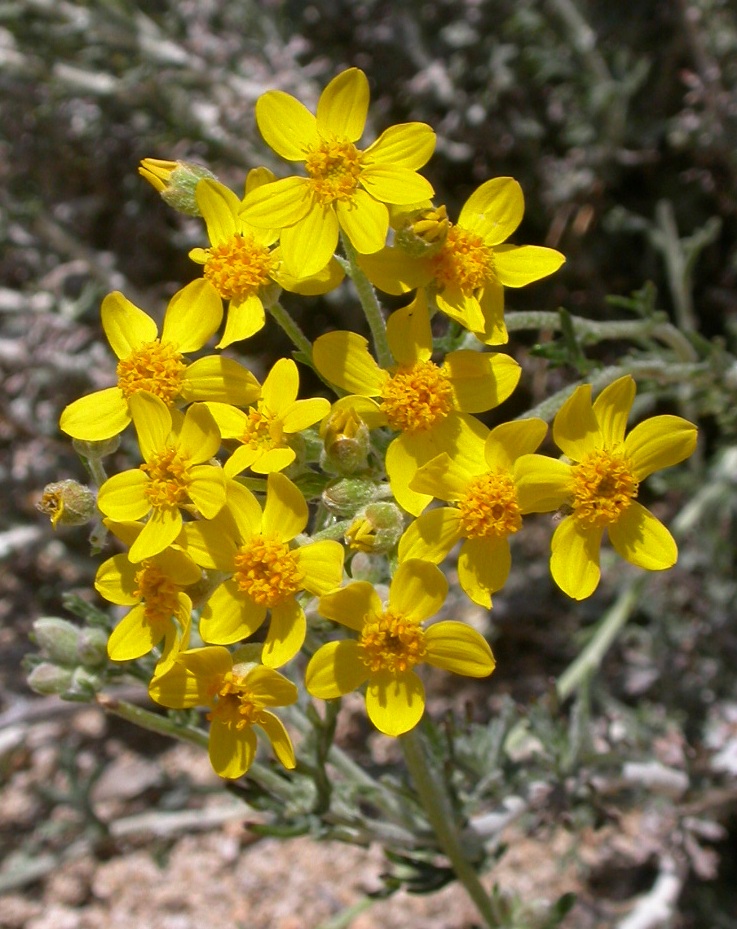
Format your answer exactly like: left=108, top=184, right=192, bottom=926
left=57, top=68, right=697, bottom=780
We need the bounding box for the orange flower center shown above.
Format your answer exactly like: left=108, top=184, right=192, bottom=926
left=571, top=449, right=639, bottom=528
left=133, top=562, right=180, bottom=627
left=430, top=225, right=494, bottom=294
left=457, top=471, right=522, bottom=538
left=240, top=407, right=283, bottom=450
left=304, top=139, right=363, bottom=204
left=359, top=609, right=427, bottom=674
left=141, top=446, right=192, bottom=509
left=117, top=340, right=187, bottom=403
left=209, top=671, right=262, bottom=730
left=233, top=537, right=304, bottom=607
left=204, top=233, right=276, bottom=301
left=380, top=361, right=454, bottom=434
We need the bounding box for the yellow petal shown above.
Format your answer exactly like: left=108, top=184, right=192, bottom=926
left=363, top=122, right=435, bottom=170
left=444, top=349, right=521, bottom=413
left=475, top=282, right=508, bottom=345
left=409, top=453, right=475, bottom=501
left=280, top=203, right=339, bottom=277
left=195, top=179, right=239, bottom=247
left=224, top=480, right=263, bottom=542
left=305, top=640, right=368, bottom=698
left=484, top=418, right=548, bottom=471
left=261, top=472, right=308, bottom=541
left=178, top=403, right=221, bottom=462
left=494, top=244, right=566, bottom=287
left=95, top=554, right=138, bottom=605
left=625, top=415, right=698, bottom=479
left=179, top=518, right=238, bottom=571
left=209, top=719, right=256, bottom=779
left=97, top=470, right=150, bottom=521
left=295, top=540, right=345, bottom=596
left=436, top=285, right=487, bottom=334
left=313, top=330, right=385, bottom=396
left=281, top=397, right=331, bottom=433
left=256, top=90, right=319, bottom=160
left=101, top=292, right=157, bottom=359
left=128, top=392, right=172, bottom=462
left=553, top=384, right=600, bottom=461
left=200, top=578, right=267, bottom=643
left=514, top=453, right=571, bottom=513
left=388, top=559, right=447, bottom=623
left=216, top=293, right=266, bottom=348
left=181, top=356, right=261, bottom=405
left=161, top=279, right=223, bottom=351
left=336, top=190, right=388, bottom=254
left=609, top=501, right=677, bottom=570
left=241, top=176, right=312, bottom=229
left=248, top=448, right=295, bottom=475
left=359, top=164, right=434, bottom=205
left=319, top=581, right=381, bottom=632
left=458, top=177, right=524, bottom=246
left=223, top=445, right=260, bottom=478
left=203, top=402, right=250, bottom=438
left=398, top=507, right=463, bottom=563
left=386, top=293, right=433, bottom=366
left=458, top=537, right=511, bottom=608
left=107, top=604, right=166, bottom=661
left=245, top=665, right=298, bottom=706
left=550, top=517, right=603, bottom=600
left=187, top=466, right=227, bottom=519
left=275, top=255, right=345, bottom=295
left=357, top=247, right=432, bottom=295
left=59, top=388, right=130, bottom=441
left=425, top=620, right=496, bottom=676
left=258, top=711, right=296, bottom=769
left=262, top=600, right=305, bottom=668
left=262, top=357, right=298, bottom=411
left=366, top=670, right=425, bottom=736
left=592, top=375, right=636, bottom=447
left=316, top=67, right=368, bottom=141
left=128, top=507, right=182, bottom=563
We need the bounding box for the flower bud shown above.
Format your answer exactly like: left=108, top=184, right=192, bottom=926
left=394, top=205, right=449, bottom=258
left=345, top=502, right=405, bottom=554
left=67, top=666, right=103, bottom=700
left=32, top=616, right=82, bottom=666
left=27, top=662, right=75, bottom=696
left=76, top=627, right=109, bottom=669
left=322, top=477, right=381, bottom=517
left=37, top=480, right=96, bottom=529
left=321, top=405, right=371, bottom=474
left=138, top=158, right=218, bottom=216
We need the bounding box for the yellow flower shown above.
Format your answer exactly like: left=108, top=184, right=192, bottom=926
left=515, top=375, right=698, bottom=599
left=138, top=158, right=217, bottom=215
left=305, top=560, right=495, bottom=737
left=59, top=280, right=260, bottom=441
left=190, top=177, right=343, bottom=347
left=181, top=473, right=345, bottom=668
left=206, top=357, right=331, bottom=476
left=241, top=68, right=436, bottom=277
left=96, top=393, right=226, bottom=563
left=313, top=294, right=521, bottom=515
left=399, top=418, right=548, bottom=608
left=95, top=519, right=201, bottom=662
left=358, top=178, right=565, bottom=344
left=149, top=645, right=297, bottom=779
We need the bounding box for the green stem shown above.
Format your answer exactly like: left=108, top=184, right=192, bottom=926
left=401, top=727, right=498, bottom=928
left=267, top=301, right=315, bottom=363
left=340, top=234, right=393, bottom=369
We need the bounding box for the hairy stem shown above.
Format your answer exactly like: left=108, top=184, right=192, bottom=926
left=340, top=234, right=393, bottom=369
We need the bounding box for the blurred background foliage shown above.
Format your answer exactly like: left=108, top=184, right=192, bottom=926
left=2, top=1, right=737, bottom=926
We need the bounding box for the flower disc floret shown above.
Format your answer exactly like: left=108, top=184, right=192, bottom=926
left=203, top=233, right=277, bottom=301
left=458, top=471, right=522, bottom=539
left=305, top=139, right=363, bottom=203
left=141, top=446, right=192, bottom=509
left=232, top=538, right=305, bottom=608
left=133, top=563, right=180, bottom=626
left=381, top=361, right=454, bottom=434
left=571, top=449, right=639, bottom=528
left=116, top=340, right=187, bottom=402
left=210, top=670, right=263, bottom=730
left=431, top=225, right=493, bottom=293
left=360, top=609, right=428, bottom=674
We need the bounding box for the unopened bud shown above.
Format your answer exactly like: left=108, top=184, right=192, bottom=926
left=321, top=406, right=370, bottom=474
left=77, top=627, right=109, bottom=669
left=73, top=436, right=120, bottom=459
left=37, top=480, right=96, bottom=529
left=32, top=616, right=82, bottom=666
left=394, top=205, right=449, bottom=258
left=139, top=158, right=218, bottom=216
left=323, top=477, right=381, bottom=516
left=67, top=666, right=103, bottom=700
left=27, top=662, right=75, bottom=696
left=345, top=502, right=405, bottom=554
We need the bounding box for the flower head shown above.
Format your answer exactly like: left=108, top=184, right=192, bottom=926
left=149, top=645, right=297, bottom=779
left=206, top=357, right=330, bottom=476
left=190, top=177, right=343, bottom=347
left=241, top=68, right=436, bottom=277
left=515, top=375, right=698, bottom=599
left=306, top=560, right=495, bottom=736
left=399, top=418, right=548, bottom=607
left=359, top=178, right=565, bottom=344
left=181, top=473, right=344, bottom=667
left=313, top=294, right=520, bottom=514
left=96, top=393, right=226, bottom=563
left=59, top=281, right=260, bottom=441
